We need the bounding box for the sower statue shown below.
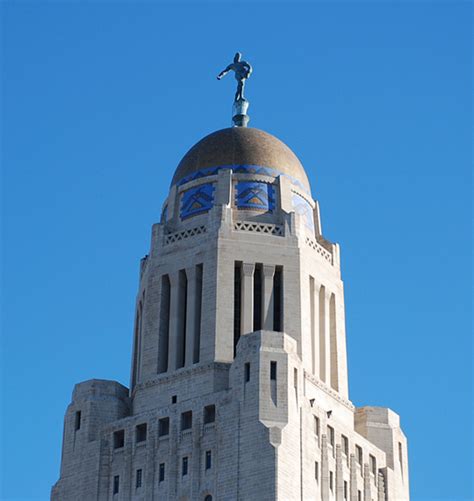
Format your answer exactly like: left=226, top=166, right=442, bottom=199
left=217, top=52, right=253, bottom=126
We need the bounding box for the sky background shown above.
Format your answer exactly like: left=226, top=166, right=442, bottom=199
left=1, top=1, right=472, bottom=500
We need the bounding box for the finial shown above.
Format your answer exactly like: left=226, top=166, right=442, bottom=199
left=217, top=52, right=253, bottom=127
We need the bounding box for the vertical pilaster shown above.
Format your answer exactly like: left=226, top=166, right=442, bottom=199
left=363, top=463, right=371, bottom=501
left=321, top=434, right=329, bottom=501
left=241, top=263, right=255, bottom=335
left=262, top=264, right=275, bottom=331
left=185, top=266, right=197, bottom=367
left=349, top=454, right=358, bottom=501
left=167, top=271, right=181, bottom=371
left=336, top=444, right=343, bottom=501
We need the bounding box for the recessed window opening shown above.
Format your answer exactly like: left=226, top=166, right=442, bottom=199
left=356, top=445, right=363, bottom=465
left=136, top=423, right=147, bottom=443
left=176, top=269, right=188, bottom=369
left=136, top=469, right=143, bottom=488
left=273, top=267, right=283, bottom=331
left=370, top=454, right=377, bottom=475
left=327, top=426, right=335, bottom=447
left=342, top=435, right=349, bottom=455
left=113, top=475, right=120, bottom=495
left=314, top=416, right=320, bottom=437
left=253, top=264, right=263, bottom=331
left=159, top=463, right=165, bottom=482
left=158, top=275, right=171, bottom=373
left=205, top=450, right=212, bottom=470
left=344, top=480, right=348, bottom=499
left=181, top=411, right=192, bottom=430
left=182, top=456, right=189, bottom=476
left=74, top=411, right=81, bottom=431
left=158, top=417, right=170, bottom=437
left=171, top=395, right=177, bottom=404
left=270, top=361, right=277, bottom=380
left=234, top=262, right=242, bottom=356
left=293, top=368, right=298, bottom=389
left=113, top=430, right=124, bottom=449
left=193, top=264, right=203, bottom=364
left=358, top=490, right=362, bottom=501
left=204, top=496, right=213, bottom=501
left=203, top=405, right=216, bottom=424
left=244, top=362, right=250, bottom=382
left=329, top=471, right=334, bottom=491
left=399, top=442, right=404, bottom=476
left=315, top=461, right=319, bottom=481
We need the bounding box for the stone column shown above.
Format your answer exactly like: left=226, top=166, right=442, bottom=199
left=167, top=271, right=182, bottom=371
left=262, top=265, right=275, bottom=331
left=185, top=266, right=197, bottom=367
left=241, top=263, right=255, bottom=334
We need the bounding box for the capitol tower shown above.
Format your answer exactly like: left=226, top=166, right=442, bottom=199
left=52, top=56, right=409, bottom=501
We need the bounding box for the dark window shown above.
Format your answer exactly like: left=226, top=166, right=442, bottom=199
left=327, top=426, right=335, bottom=447
left=158, top=417, right=169, bottom=437
left=253, top=264, right=262, bottom=331
left=342, top=434, right=349, bottom=455
left=205, top=450, right=212, bottom=470
left=182, top=456, right=188, bottom=476
left=244, top=362, right=250, bottom=382
left=329, top=471, right=334, bottom=491
left=203, top=405, right=215, bottom=424
left=113, top=475, right=120, bottom=494
left=358, top=490, right=362, bottom=501
left=171, top=395, right=177, bottom=404
left=314, top=416, right=320, bottom=437
left=159, top=463, right=165, bottom=482
left=273, top=267, right=283, bottom=331
left=270, top=361, right=277, bottom=380
left=356, top=445, right=363, bottom=464
left=315, top=461, right=319, bottom=481
left=370, top=454, right=377, bottom=475
left=158, top=275, right=170, bottom=373
left=113, top=430, right=124, bottom=449
left=181, top=411, right=192, bottom=431
left=233, top=263, right=242, bottom=356
left=74, top=411, right=81, bottom=431
left=344, top=480, right=348, bottom=499
left=204, top=496, right=213, bottom=501
left=136, top=423, right=147, bottom=443
left=136, top=469, right=142, bottom=488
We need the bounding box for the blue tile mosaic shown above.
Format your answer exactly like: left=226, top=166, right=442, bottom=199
left=175, top=164, right=309, bottom=195
left=235, top=182, right=275, bottom=211
left=292, top=192, right=314, bottom=231
left=180, top=183, right=215, bottom=219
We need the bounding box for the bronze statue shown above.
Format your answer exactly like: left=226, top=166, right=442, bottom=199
left=217, top=52, right=253, bottom=102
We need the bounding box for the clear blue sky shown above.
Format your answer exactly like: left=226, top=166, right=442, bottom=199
left=1, top=1, right=472, bottom=500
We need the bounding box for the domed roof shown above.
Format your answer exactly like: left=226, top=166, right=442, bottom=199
left=172, top=127, right=310, bottom=191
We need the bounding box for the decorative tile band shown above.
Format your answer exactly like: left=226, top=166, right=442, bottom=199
left=180, top=183, right=215, bottom=220
left=235, top=182, right=275, bottom=211
left=175, top=164, right=309, bottom=194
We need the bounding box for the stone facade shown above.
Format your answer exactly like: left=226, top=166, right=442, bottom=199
left=52, top=127, right=409, bottom=500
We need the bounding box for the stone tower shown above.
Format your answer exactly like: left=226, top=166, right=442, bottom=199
left=52, top=113, right=410, bottom=500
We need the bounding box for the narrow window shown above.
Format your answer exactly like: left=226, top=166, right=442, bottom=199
left=344, top=480, right=348, bottom=499
left=294, top=368, right=298, bottom=389
left=356, top=445, right=363, bottom=464
left=205, top=450, right=212, bottom=470
left=329, top=471, right=334, bottom=491
left=136, top=423, right=147, bottom=443
left=181, top=411, right=192, bottom=430
left=244, top=362, right=250, bottom=382
left=270, top=361, right=277, bottom=380
left=314, top=416, right=320, bottom=437
left=136, top=468, right=142, bottom=488
left=159, top=463, right=165, bottom=482
left=253, top=264, right=263, bottom=331
left=182, top=456, right=188, bottom=476
left=158, top=417, right=169, bottom=437
left=233, top=262, right=242, bottom=356
left=370, top=454, right=377, bottom=475
left=315, top=461, right=319, bottom=481
left=158, top=275, right=171, bottom=373
left=176, top=269, right=188, bottom=368
left=203, top=405, right=216, bottom=424
left=74, top=411, right=81, bottom=431
left=193, top=264, right=203, bottom=364
left=358, top=490, right=362, bottom=501
left=113, top=430, right=124, bottom=449
left=327, top=425, right=335, bottom=447
left=204, top=496, right=213, bottom=501
left=171, top=395, right=177, bottom=404
left=399, top=442, right=404, bottom=476
left=113, top=475, right=120, bottom=494
left=342, top=434, right=349, bottom=455
left=273, top=267, right=283, bottom=331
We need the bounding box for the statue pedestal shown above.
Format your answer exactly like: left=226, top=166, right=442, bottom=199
left=232, top=99, right=250, bottom=127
